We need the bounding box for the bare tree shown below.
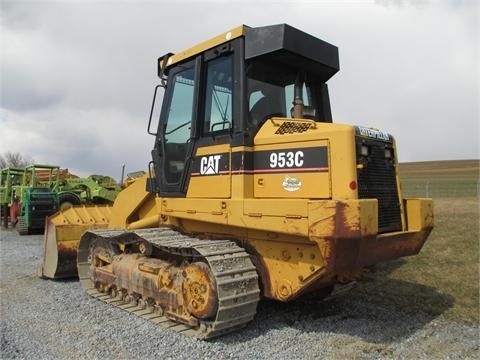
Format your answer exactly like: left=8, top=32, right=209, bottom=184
left=0, top=152, right=34, bottom=168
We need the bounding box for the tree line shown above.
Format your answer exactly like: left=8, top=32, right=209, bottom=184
left=0, top=152, right=34, bottom=169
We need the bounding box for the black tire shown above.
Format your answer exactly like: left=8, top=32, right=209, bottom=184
left=58, top=193, right=81, bottom=211
left=1, top=204, right=8, bottom=229
left=16, top=216, right=28, bottom=235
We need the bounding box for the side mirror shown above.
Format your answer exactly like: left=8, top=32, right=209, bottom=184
left=147, top=85, right=165, bottom=136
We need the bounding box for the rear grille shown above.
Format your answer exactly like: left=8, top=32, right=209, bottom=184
left=275, top=121, right=312, bottom=135
left=356, top=137, right=402, bottom=233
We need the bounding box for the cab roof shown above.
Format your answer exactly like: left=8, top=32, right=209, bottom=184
left=159, top=24, right=339, bottom=83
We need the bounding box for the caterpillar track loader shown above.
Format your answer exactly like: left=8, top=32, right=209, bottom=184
left=38, top=24, right=433, bottom=339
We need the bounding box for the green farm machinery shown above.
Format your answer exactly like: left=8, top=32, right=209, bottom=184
left=1, top=164, right=122, bottom=234
left=14, top=164, right=60, bottom=235
left=56, top=174, right=122, bottom=210
left=0, top=167, right=25, bottom=229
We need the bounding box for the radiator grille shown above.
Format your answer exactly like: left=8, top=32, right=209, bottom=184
left=356, top=138, right=402, bottom=233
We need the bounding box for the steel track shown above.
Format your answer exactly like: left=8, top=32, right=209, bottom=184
left=78, top=228, right=260, bottom=339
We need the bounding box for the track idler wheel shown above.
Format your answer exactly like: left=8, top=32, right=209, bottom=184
left=182, top=262, right=218, bottom=319
left=88, top=238, right=120, bottom=289
left=89, top=238, right=119, bottom=267
left=137, top=240, right=153, bottom=256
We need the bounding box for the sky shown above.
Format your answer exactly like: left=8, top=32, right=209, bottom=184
left=0, top=0, right=478, bottom=179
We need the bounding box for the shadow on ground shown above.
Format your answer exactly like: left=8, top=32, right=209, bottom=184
left=219, top=272, right=454, bottom=345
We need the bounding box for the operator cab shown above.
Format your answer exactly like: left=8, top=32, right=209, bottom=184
left=246, top=65, right=333, bottom=131
left=148, top=24, right=339, bottom=196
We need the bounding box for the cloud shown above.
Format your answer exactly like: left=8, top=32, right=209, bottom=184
left=1, top=29, right=68, bottom=111
left=0, top=106, right=152, bottom=178
left=322, top=2, right=478, bottom=161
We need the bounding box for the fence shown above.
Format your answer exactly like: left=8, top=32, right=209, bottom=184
left=401, top=179, right=479, bottom=198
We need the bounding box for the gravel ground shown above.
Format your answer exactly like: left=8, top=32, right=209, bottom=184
left=1, top=228, right=478, bottom=360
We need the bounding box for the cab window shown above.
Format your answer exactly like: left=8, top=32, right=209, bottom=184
left=163, top=66, right=195, bottom=183
left=203, top=55, right=233, bottom=135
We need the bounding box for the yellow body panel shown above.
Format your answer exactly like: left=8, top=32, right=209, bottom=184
left=246, top=238, right=326, bottom=300
left=231, top=146, right=254, bottom=199
left=108, top=175, right=157, bottom=229
left=404, top=198, right=434, bottom=230
left=255, top=119, right=358, bottom=200
left=187, top=144, right=231, bottom=198
left=155, top=195, right=432, bottom=300
left=160, top=198, right=228, bottom=225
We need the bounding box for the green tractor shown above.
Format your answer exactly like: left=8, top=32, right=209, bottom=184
left=14, top=164, right=60, bottom=235
left=4, top=163, right=122, bottom=235
left=0, top=167, right=25, bottom=229
left=55, top=174, right=122, bottom=210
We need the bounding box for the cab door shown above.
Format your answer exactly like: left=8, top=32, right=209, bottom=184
left=154, top=59, right=199, bottom=196
left=187, top=53, right=234, bottom=198
left=152, top=43, right=240, bottom=198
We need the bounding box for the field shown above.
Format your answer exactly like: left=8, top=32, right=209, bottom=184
left=372, top=159, right=479, bottom=325
left=400, top=159, right=478, bottom=198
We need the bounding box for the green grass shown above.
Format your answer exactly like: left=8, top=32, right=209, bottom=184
left=399, top=159, right=479, bottom=198
left=380, top=160, right=479, bottom=325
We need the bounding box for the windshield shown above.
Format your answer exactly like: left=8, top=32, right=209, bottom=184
left=246, top=59, right=332, bottom=129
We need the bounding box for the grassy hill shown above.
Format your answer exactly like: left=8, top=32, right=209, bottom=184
left=372, top=159, right=479, bottom=325
left=399, top=159, right=479, bottom=198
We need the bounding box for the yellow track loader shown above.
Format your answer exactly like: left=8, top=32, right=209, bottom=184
left=38, top=24, right=433, bottom=339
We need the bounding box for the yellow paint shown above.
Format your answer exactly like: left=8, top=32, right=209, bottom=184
left=166, top=25, right=247, bottom=67
left=108, top=174, right=156, bottom=228
left=255, top=119, right=358, bottom=200
left=159, top=198, right=228, bottom=225
left=254, top=172, right=331, bottom=198
left=231, top=146, right=254, bottom=199
left=39, top=205, right=112, bottom=279
left=404, top=198, right=434, bottom=231
left=246, top=239, right=328, bottom=300
left=393, top=137, right=407, bottom=230
left=187, top=144, right=231, bottom=198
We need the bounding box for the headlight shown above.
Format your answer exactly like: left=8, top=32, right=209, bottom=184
left=385, top=148, right=392, bottom=159
left=361, top=144, right=369, bottom=157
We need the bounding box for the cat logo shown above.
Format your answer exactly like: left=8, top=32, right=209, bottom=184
left=200, top=155, right=222, bottom=175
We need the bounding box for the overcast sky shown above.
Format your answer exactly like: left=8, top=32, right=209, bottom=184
left=0, top=0, right=478, bottom=179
